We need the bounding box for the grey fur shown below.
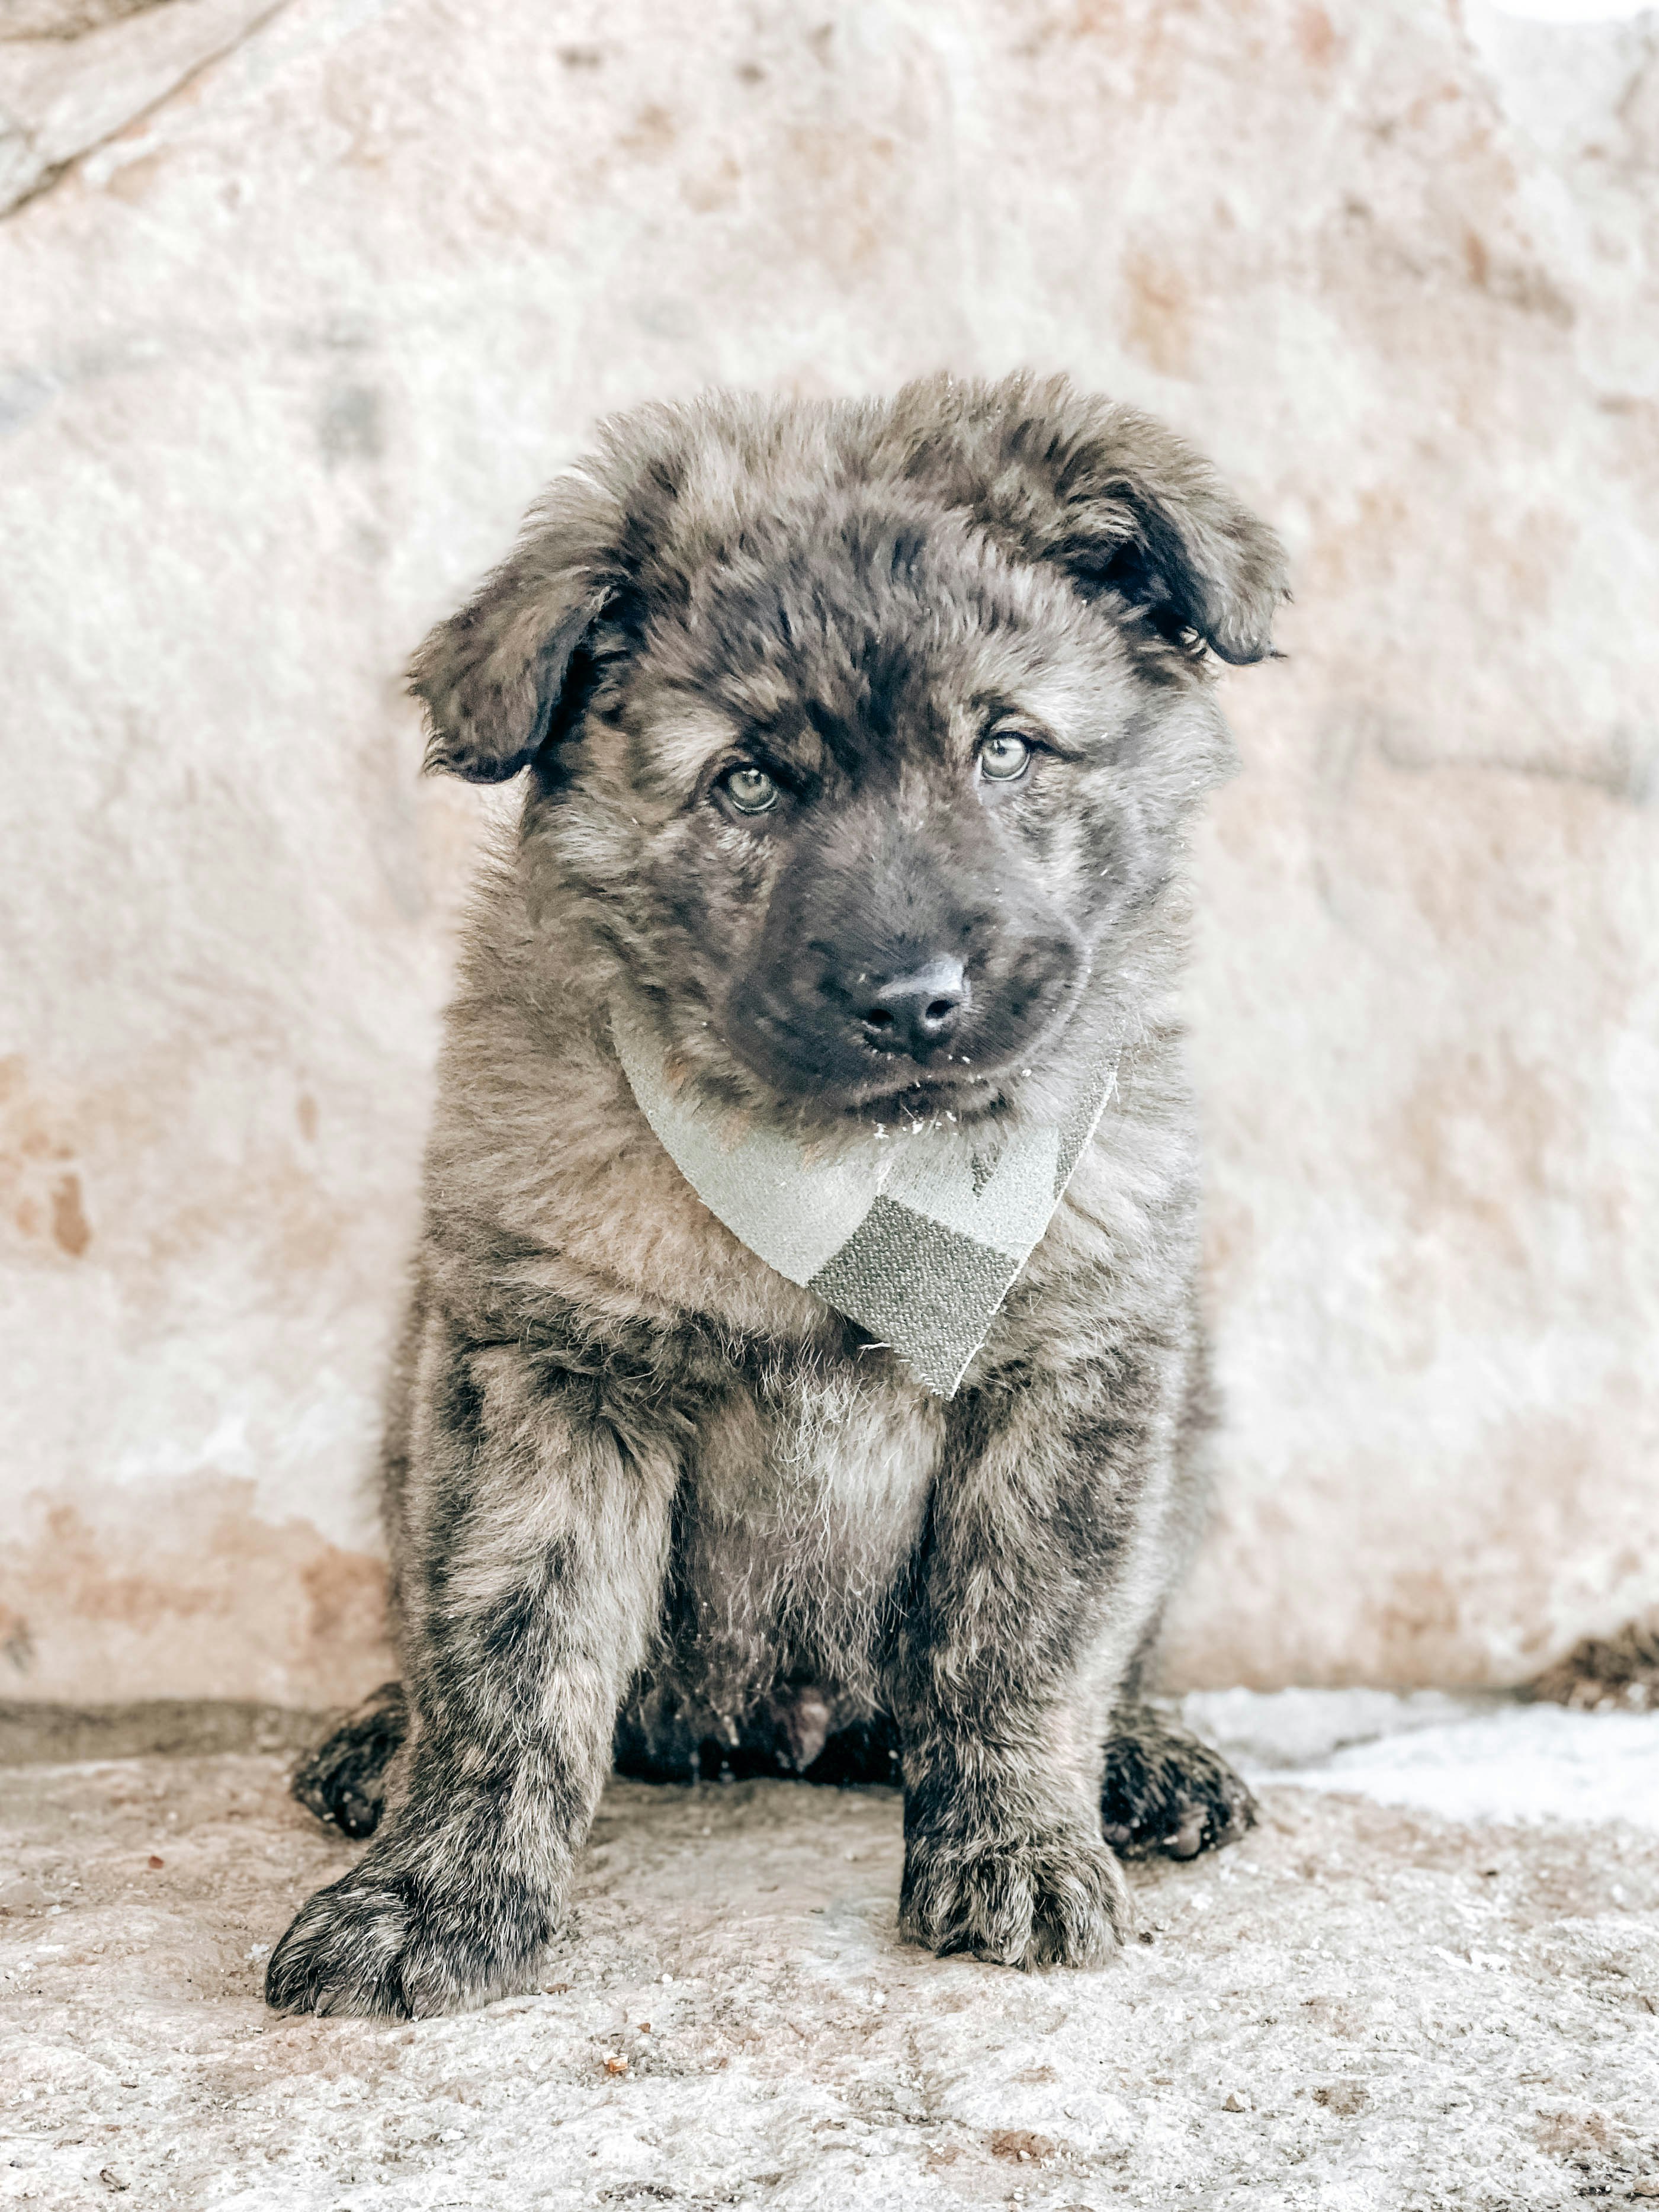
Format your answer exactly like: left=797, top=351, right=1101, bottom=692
left=266, top=373, right=1282, bottom=2018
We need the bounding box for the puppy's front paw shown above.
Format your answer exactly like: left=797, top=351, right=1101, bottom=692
left=264, top=1866, right=548, bottom=2018
left=1101, top=1707, right=1257, bottom=1860
left=900, top=1823, right=1129, bottom=1969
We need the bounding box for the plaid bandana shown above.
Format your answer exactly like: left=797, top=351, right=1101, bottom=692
left=613, top=1005, right=1121, bottom=1396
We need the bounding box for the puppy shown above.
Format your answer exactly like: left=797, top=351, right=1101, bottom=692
left=268, top=373, right=1285, bottom=2017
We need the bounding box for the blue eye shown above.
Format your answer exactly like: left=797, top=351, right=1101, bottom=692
left=978, top=732, right=1032, bottom=781
left=722, top=765, right=779, bottom=814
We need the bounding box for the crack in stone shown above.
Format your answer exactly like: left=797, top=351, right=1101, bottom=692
left=2, top=0, right=181, bottom=44
left=1, top=0, right=296, bottom=220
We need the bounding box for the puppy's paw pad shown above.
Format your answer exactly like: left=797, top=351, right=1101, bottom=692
left=1100, top=1713, right=1256, bottom=1861
left=900, top=1826, right=1129, bottom=1969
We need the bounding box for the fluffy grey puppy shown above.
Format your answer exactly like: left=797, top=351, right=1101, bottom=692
left=268, top=373, right=1286, bottom=2018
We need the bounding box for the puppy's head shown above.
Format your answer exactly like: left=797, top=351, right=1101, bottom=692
left=410, top=375, right=1286, bottom=1132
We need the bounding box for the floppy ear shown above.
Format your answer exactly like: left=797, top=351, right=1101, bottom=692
left=1034, top=405, right=1288, bottom=665
left=407, top=476, right=626, bottom=783
left=897, top=374, right=1289, bottom=666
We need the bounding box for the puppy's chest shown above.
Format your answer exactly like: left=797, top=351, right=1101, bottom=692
left=678, top=1368, right=944, bottom=1667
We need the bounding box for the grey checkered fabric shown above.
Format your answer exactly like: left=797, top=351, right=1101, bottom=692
left=613, top=1005, right=1121, bottom=1397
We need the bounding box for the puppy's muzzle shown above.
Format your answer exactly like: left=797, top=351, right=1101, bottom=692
left=857, top=957, right=970, bottom=1060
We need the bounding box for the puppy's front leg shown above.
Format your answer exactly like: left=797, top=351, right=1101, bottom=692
left=897, top=1350, right=1177, bottom=1969
left=267, top=1333, right=677, bottom=2017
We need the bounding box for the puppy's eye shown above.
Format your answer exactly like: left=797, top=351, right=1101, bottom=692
left=978, top=731, right=1032, bottom=783
left=721, top=765, right=779, bottom=815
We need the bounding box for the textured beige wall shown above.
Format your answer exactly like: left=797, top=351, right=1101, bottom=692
left=2, top=0, right=1655, bottom=1707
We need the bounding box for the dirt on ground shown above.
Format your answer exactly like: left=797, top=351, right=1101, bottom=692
left=2, top=1743, right=1658, bottom=2210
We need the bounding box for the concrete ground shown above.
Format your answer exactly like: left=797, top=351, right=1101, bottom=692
left=2, top=1698, right=1658, bottom=2211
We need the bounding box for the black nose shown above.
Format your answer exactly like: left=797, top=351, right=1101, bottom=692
left=858, top=958, right=970, bottom=1058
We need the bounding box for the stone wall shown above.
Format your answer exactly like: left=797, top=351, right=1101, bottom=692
left=2, top=0, right=1655, bottom=1707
